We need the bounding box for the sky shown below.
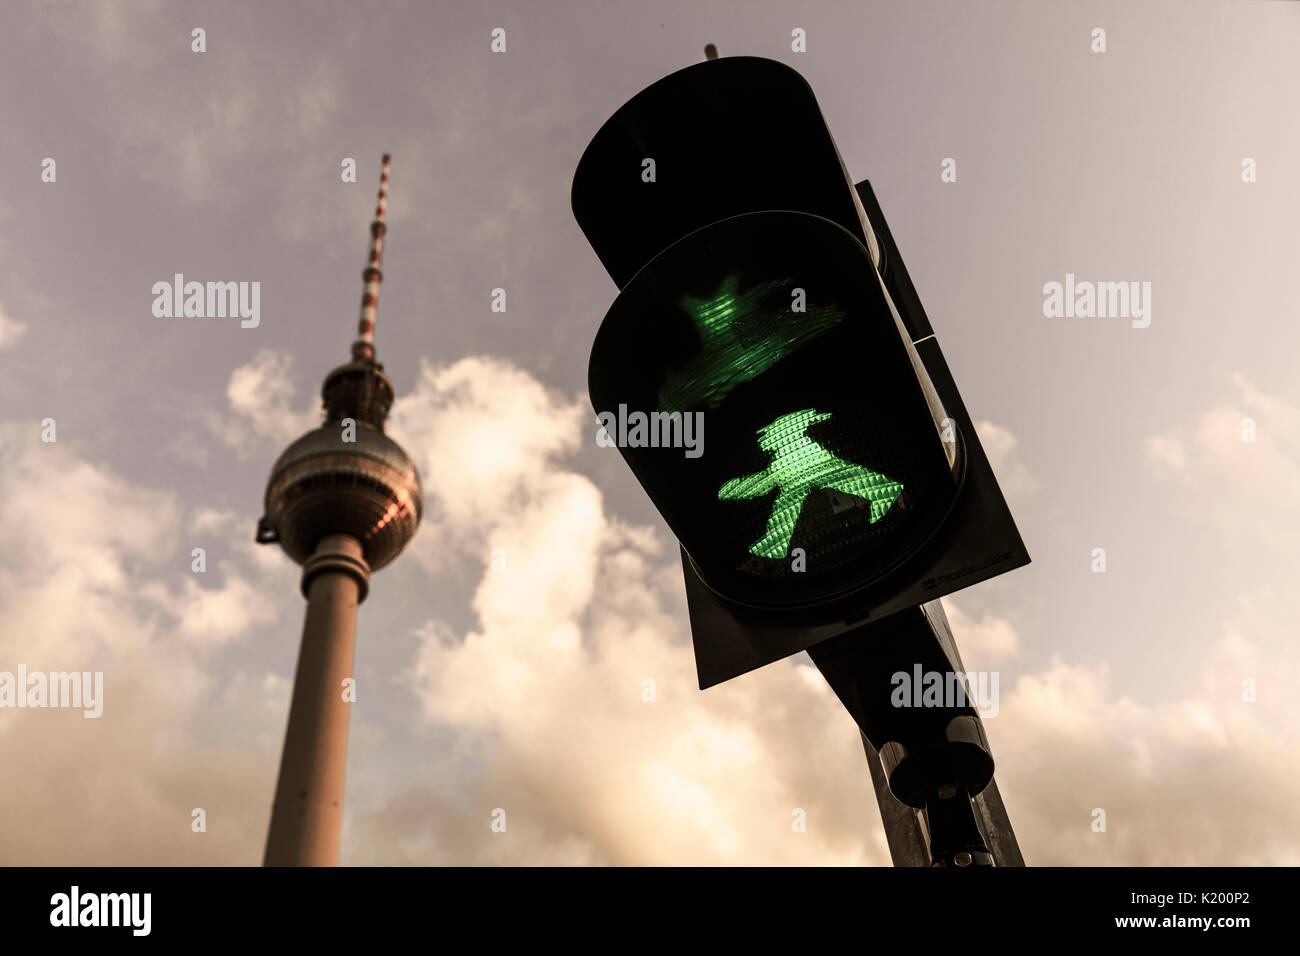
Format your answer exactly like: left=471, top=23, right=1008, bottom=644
left=0, top=0, right=1298, bottom=865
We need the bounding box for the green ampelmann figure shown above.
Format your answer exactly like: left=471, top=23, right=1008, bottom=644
left=718, top=409, right=904, bottom=560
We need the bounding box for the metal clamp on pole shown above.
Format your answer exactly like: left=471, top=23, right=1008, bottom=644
left=879, top=715, right=996, bottom=867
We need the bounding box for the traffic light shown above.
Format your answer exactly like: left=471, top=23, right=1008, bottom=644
left=574, top=56, right=1029, bottom=688
left=591, top=209, right=961, bottom=611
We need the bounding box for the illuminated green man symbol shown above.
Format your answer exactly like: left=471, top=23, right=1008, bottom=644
left=718, top=409, right=904, bottom=560
left=657, top=275, right=845, bottom=414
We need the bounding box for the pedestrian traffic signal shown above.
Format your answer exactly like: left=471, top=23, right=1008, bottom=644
left=574, top=55, right=1029, bottom=686
left=589, top=209, right=963, bottom=612
left=720, top=407, right=905, bottom=556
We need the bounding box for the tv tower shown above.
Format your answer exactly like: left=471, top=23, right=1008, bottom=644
left=255, top=155, right=422, bottom=866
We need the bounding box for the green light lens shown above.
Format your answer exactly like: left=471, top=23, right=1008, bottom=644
left=657, top=275, right=845, bottom=414
left=719, top=409, right=903, bottom=559
left=588, top=210, right=961, bottom=608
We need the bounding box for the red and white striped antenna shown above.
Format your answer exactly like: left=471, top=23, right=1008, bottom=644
left=351, top=153, right=391, bottom=361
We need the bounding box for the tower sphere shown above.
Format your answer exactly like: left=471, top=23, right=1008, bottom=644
left=260, top=416, right=422, bottom=572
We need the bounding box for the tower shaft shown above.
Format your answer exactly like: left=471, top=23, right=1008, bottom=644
left=264, top=535, right=370, bottom=866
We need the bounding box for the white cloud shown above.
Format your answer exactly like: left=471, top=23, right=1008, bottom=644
left=191, top=508, right=238, bottom=536
left=0, top=423, right=290, bottom=863
left=174, top=563, right=278, bottom=647
left=1146, top=435, right=1186, bottom=471
left=983, top=376, right=1300, bottom=864
left=974, top=420, right=1038, bottom=505
left=990, top=619, right=1300, bottom=865
left=387, top=356, right=589, bottom=571
left=942, top=599, right=1020, bottom=665
left=0, top=302, right=26, bottom=350
left=221, top=349, right=319, bottom=456
left=1147, top=374, right=1300, bottom=555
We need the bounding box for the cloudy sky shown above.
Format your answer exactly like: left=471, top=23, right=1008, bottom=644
left=1, top=0, right=1297, bottom=865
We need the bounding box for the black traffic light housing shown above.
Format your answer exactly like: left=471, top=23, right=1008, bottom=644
left=572, top=57, right=882, bottom=289
left=574, top=53, right=1028, bottom=866
left=674, top=187, right=1029, bottom=686
left=573, top=55, right=1028, bottom=689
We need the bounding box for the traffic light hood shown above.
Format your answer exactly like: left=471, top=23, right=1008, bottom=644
left=572, top=55, right=880, bottom=291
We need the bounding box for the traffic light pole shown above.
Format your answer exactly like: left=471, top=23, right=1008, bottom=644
left=860, top=731, right=931, bottom=866
left=807, top=602, right=1025, bottom=867
left=969, top=778, right=1025, bottom=867
left=833, top=700, right=1025, bottom=868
